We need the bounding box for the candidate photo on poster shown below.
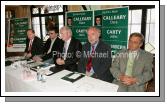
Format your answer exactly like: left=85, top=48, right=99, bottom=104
left=95, top=15, right=102, bottom=26
left=67, top=17, right=73, bottom=26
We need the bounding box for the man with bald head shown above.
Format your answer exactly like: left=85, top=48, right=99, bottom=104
left=24, top=29, right=43, bottom=58
left=53, top=26, right=82, bottom=72
left=78, top=26, right=114, bottom=83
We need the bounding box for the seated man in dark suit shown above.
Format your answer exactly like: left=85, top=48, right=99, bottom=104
left=110, top=33, right=153, bottom=92
left=24, top=29, right=43, bottom=58
left=78, top=26, right=114, bottom=83
left=53, top=26, right=82, bottom=72
left=33, top=29, right=64, bottom=64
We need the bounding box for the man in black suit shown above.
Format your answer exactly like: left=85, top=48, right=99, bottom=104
left=33, top=29, right=64, bottom=63
left=54, top=26, right=82, bottom=72
left=24, top=29, right=43, bottom=58
left=78, top=26, right=114, bottom=83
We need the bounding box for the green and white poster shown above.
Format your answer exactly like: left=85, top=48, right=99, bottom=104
left=66, top=11, right=93, bottom=44
left=7, top=18, right=29, bottom=52
left=95, top=7, right=128, bottom=55
left=66, top=7, right=128, bottom=55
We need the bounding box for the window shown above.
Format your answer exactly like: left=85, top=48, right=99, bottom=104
left=41, top=17, right=47, bottom=41
left=41, top=16, right=61, bottom=41
left=128, top=9, right=142, bottom=37
left=32, top=8, right=39, bottom=14
left=41, top=5, right=63, bottom=14
left=127, top=6, right=155, bottom=54
left=31, top=5, right=65, bottom=41
left=145, top=9, right=155, bottom=53
left=32, top=17, right=41, bottom=38
left=58, top=15, right=64, bottom=38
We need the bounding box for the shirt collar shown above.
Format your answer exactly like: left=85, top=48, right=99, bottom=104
left=128, top=48, right=139, bottom=53
left=51, top=37, right=57, bottom=42
left=66, top=37, right=71, bottom=44
left=91, top=40, right=99, bottom=50
left=93, top=40, right=99, bottom=46
left=30, top=38, right=34, bottom=42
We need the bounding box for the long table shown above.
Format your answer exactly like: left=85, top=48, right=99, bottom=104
left=5, top=65, right=118, bottom=92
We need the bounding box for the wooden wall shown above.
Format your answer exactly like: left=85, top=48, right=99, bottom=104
left=5, top=5, right=31, bottom=18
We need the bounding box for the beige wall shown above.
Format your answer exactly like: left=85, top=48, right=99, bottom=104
left=68, top=5, right=122, bottom=11
left=68, top=5, right=82, bottom=11
left=101, top=5, right=122, bottom=9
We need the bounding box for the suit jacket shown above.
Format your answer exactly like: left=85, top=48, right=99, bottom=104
left=78, top=40, right=114, bottom=83
left=42, top=37, right=64, bottom=61
left=54, top=37, right=82, bottom=72
left=25, top=36, right=43, bottom=57
left=110, top=49, right=153, bottom=92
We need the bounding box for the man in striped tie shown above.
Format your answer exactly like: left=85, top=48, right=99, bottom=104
left=78, top=26, right=114, bottom=83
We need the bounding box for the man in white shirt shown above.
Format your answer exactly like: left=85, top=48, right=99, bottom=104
left=33, top=29, right=63, bottom=64
left=24, top=29, right=43, bottom=58
left=54, top=26, right=82, bottom=72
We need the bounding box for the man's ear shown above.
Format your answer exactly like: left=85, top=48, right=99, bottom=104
left=97, top=34, right=100, bottom=38
left=97, top=31, right=101, bottom=38
left=139, top=43, right=143, bottom=47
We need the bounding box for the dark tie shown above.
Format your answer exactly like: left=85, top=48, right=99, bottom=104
left=86, top=45, right=95, bottom=72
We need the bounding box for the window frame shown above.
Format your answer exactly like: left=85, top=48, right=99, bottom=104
left=30, top=5, right=67, bottom=41
left=124, top=5, right=155, bottom=50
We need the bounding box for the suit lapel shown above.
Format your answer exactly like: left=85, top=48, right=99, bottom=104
left=48, top=39, right=53, bottom=50
left=92, top=41, right=101, bottom=66
left=31, top=37, right=36, bottom=50
left=85, top=43, right=91, bottom=63
left=132, top=49, right=143, bottom=76
left=124, top=50, right=129, bottom=63
left=94, top=40, right=101, bottom=52
left=122, top=50, right=129, bottom=73
left=118, top=50, right=129, bottom=73
left=67, top=38, right=73, bottom=54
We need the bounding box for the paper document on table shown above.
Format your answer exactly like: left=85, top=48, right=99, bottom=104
left=68, top=73, right=81, bottom=79
left=61, top=72, right=85, bottom=83
left=6, top=56, right=26, bottom=62
left=29, top=62, right=43, bottom=68
left=44, top=70, right=55, bottom=76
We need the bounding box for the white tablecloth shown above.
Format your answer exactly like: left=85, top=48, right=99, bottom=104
left=5, top=66, right=118, bottom=92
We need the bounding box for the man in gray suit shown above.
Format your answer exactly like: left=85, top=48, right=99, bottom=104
left=110, top=32, right=153, bottom=92
left=78, top=26, right=114, bottom=83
